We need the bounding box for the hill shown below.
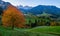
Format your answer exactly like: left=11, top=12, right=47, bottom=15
left=29, top=5, right=60, bottom=16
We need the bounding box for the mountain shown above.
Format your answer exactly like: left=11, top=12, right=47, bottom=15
left=17, top=5, right=33, bottom=14
left=29, top=5, right=60, bottom=16
left=0, top=0, right=11, bottom=10
left=0, top=0, right=23, bottom=16
left=17, top=5, right=60, bottom=16
left=0, top=0, right=11, bottom=15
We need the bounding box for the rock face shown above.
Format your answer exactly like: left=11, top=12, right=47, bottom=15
left=0, top=1, right=8, bottom=10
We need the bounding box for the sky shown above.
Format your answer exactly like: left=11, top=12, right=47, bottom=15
left=2, top=0, right=60, bottom=8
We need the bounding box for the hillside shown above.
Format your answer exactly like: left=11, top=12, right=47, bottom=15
left=17, top=5, right=60, bottom=16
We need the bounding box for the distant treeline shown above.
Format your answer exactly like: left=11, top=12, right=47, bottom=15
left=25, top=15, right=60, bottom=28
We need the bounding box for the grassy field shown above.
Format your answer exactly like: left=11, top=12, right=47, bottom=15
left=0, top=26, right=60, bottom=36
left=27, top=26, right=60, bottom=33
left=27, top=26, right=60, bottom=35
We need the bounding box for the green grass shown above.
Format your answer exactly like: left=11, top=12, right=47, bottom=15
left=0, top=26, right=59, bottom=36
left=27, top=26, right=60, bottom=36
left=27, top=26, right=60, bottom=33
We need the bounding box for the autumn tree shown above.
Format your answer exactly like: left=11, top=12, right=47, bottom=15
left=50, top=20, right=56, bottom=26
left=2, top=5, right=25, bottom=29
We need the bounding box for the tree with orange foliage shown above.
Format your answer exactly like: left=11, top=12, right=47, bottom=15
left=50, top=20, right=56, bottom=26
left=2, top=5, right=25, bottom=29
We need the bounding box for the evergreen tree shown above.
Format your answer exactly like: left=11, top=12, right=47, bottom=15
left=0, top=7, right=3, bottom=15
left=0, top=7, right=3, bottom=25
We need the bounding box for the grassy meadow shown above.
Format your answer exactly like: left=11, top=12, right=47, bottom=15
left=0, top=26, right=60, bottom=36
left=0, top=14, right=60, bottom=36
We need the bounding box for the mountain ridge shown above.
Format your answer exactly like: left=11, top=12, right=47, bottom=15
left=17, top=5, right=60, bottom=16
